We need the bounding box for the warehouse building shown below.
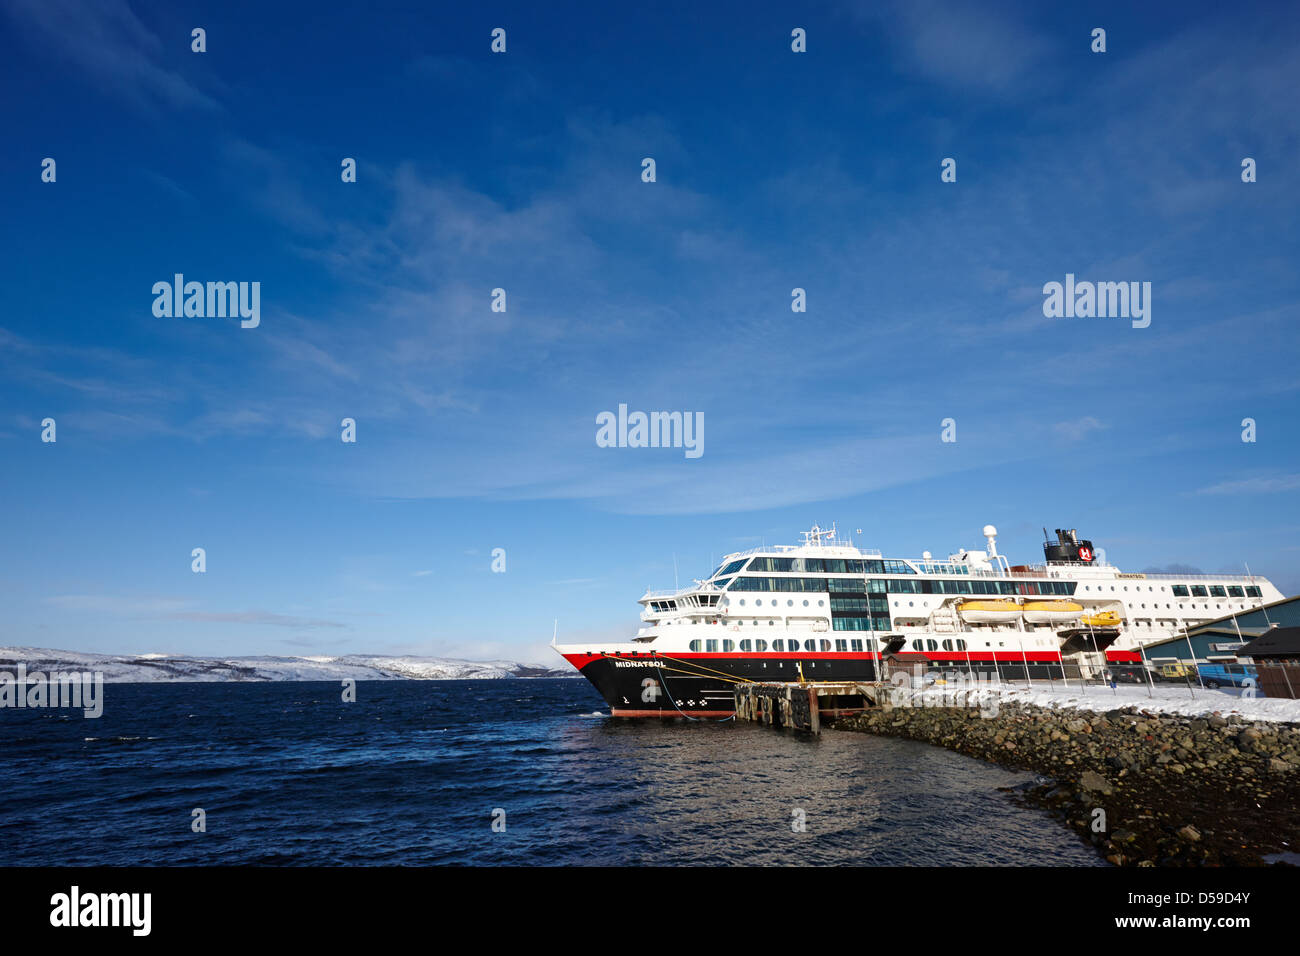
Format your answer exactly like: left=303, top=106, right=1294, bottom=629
left=1135, top=594, right=1300, bottom=664
left=1238, top=627, right=1300, bottom=699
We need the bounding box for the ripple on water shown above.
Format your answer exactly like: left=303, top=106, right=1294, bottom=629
left=0, top=679, right=1102, bottom=866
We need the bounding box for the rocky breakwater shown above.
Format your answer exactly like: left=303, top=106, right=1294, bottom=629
left=834, top=700, right=1300, bottom=866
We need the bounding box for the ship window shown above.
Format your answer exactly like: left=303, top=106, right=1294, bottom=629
left=804, top=639, right=818, bottom=652
left=912, top=640, right=925, bottom=651
left=1246, top=586, right=1262, bottom=597
left=1228, top=586, right=1244, bottom=597
left=739, top=640, right=751, bottom=652
left=1191, top=586, right=1208, bottom=597
left=927, top=639, right=938, bottom=651
left=722, top=640, right=735, bottom=652
left=956, top=639, right=966, bottom=651
left=689, top=640, right=702, bottom=652
left=836, top=640, right=848, bottom=652
left=1210, top=586, right=1227, bottom=598
left=787, top=599, right=793, bottom=606
left=1172, top=585, right=1189, bottom=597
left=772, top=640, right=784, bottom=651
left=851, top=639, right=864, bottom=652
left=802, top=600, right=809, bottom=606
left=769, top=620, right=775, bottom=626
left=942, top=639, right=953, bottom=651
left=739, top=599, right=746, bottom=606
left=755, top=639, right=768, bottom=652
left=705, top=639, right=718, bottom=652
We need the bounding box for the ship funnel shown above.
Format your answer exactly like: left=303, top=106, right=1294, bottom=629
left=983, top=525, right=998, bottom=557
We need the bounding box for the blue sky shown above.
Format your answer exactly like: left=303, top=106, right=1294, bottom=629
left=2, top=0, right=1298, bottom=665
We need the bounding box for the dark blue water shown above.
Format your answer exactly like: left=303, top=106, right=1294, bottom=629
left=0, top=679, right=1101, bottom=865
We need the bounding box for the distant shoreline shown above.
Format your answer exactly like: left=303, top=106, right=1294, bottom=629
left=0, top=647, right=576, bottom=683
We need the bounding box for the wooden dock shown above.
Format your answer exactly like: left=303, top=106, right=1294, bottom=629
left=733, top=681, right=891, bottom=734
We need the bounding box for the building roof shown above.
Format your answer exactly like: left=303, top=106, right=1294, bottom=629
left=1238, top=627, right=1300, bottom=658
left=1185, top=594, right=1300, bottom=639
left=1141, top=626, right=1267, bottom=652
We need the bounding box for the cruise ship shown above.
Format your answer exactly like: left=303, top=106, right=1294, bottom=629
left=554, top=524, right=1285, bottom=717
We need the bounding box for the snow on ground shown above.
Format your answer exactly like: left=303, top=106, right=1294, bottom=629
left=0, top=647, right=573, bottom=682
left=903, top=679, right=1300, bottom=725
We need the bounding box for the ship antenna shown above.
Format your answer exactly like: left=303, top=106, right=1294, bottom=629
left=551, top=620, right=558, bottom=645
left=673, top=553, right=679, bottom=591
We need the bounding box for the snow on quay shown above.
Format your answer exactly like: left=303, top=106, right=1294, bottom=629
left=904, top=680, right=1300, bottom=725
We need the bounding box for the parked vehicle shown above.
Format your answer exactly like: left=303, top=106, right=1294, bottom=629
left=1196, top=662, right=1258, bottom=690
left=1107, top=664, right=1155, bottom=684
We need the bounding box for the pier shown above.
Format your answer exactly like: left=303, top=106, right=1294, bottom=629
left=733, top=680, right=891, bottom=734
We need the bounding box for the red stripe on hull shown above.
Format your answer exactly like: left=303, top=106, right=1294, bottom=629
left=611, top=708, right=734, bottom=718
left=1105, top=651, right=1143, bottom=663
left=561, top=650, right=1073, bottom=669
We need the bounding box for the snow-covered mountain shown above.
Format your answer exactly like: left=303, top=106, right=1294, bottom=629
left=0, top=647, right=575, bottom=682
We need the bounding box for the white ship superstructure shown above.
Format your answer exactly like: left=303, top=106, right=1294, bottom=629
left=555, top=524, right=1285, bottom=716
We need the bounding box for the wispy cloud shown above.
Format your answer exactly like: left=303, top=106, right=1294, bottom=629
left=1195, top=474, right=1300, bottom=496
left=45, top=596, right=346, bottom=631
left=843, top=0, right=1056, bottom=95
left=162, top=611, right=348, bottom=630
left=1052, top=416, right=1107, bottom=442
left=2, top=0, right=221, bottom=111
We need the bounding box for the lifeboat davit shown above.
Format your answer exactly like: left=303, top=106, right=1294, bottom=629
left=1022, top=600, right=1083, bottom=624
left=958, top=599, right=1021, bottom=623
